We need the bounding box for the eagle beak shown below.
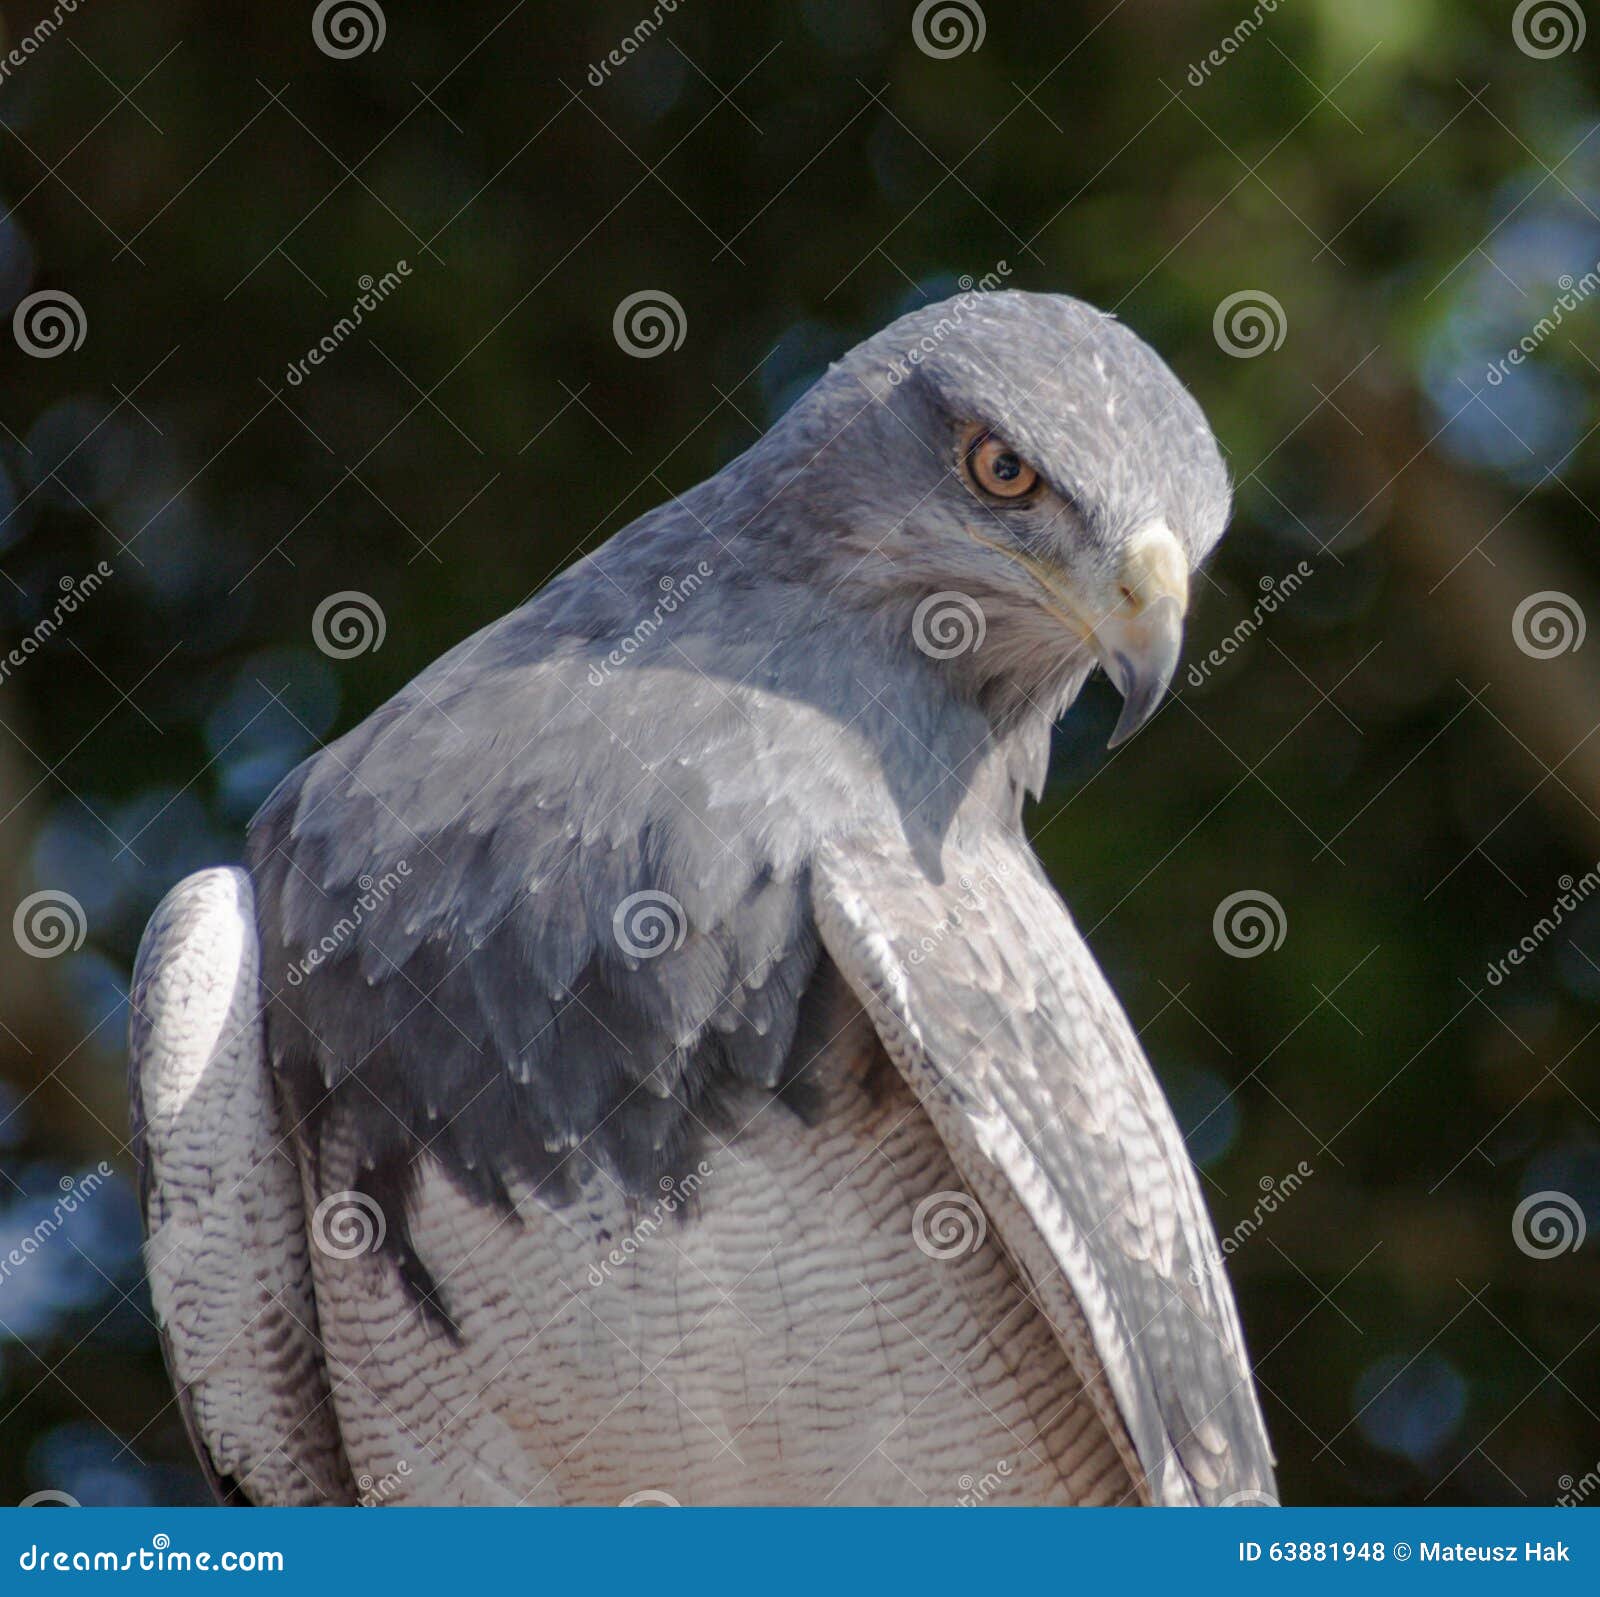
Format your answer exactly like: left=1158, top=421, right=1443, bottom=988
left=1091, top=525, right=1190, bottom=749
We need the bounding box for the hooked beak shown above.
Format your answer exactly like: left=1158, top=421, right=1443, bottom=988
left=961, top=518, right=1192, bottom=746
left=1090, top=525, right=1190, bottom=748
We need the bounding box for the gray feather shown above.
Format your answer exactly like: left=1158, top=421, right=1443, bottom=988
left=199, top=289, right=1265, bottom=1500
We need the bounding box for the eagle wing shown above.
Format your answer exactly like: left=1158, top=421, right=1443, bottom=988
left=810, top=824, right=1277, bottom=1506
left=128, top=866, right=352, bottom=1504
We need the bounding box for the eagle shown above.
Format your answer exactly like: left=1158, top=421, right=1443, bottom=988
left=129, top=289, right=1276, bottom=1507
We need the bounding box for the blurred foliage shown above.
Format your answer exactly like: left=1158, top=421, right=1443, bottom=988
left=1, top=0, right=1598, bottom=1507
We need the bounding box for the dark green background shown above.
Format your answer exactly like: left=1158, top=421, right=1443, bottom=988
left=1, top=0, right=1597, bottom=1506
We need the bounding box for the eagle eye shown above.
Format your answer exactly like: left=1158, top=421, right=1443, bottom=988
left=965, top=430, right=1040, bottom=500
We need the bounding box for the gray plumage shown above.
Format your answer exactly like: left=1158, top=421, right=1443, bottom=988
left=131, top=289, right=1275, bottom=1505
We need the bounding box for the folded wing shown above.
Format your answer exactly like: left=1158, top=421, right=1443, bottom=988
left=810, top=827, right=1276, bottom=1506
left=128, top=867, right=351, bottom=1504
